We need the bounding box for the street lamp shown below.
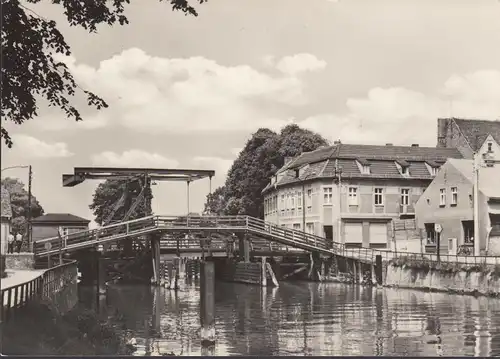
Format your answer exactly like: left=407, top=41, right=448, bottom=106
left=1, top=165, right=33, bottom=250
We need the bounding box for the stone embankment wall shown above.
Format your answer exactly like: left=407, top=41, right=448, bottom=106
left=384, top=262, right=500, bottom=297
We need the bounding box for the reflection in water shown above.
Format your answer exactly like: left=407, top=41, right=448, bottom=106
left=80, top=280, right=500, bottom=356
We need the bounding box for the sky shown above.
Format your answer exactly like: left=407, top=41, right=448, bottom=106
left=2, top=0, right=500, bottom=227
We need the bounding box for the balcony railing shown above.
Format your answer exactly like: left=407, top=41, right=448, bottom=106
left=399, top=204, right=415, bottom=215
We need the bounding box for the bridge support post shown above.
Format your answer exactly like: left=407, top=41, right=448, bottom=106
left=357, top=261, right=363, bottom=284
left=97, top=256, right=106, bottom=296
left=375, top=255, right=383, bottom=285
left=200, top=260, right=216, bottom=346
left=239, top=234, right=250, bottom=262
left=261, top=256, right=267, bottom=287
left=151, top=234, right=161, bottom=286
left=352, top=259, right=358, bottom=284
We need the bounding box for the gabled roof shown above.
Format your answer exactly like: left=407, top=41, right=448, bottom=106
left=452, top=118, right=500, bottom=152
left=447, top=158, right=500, bottom=199
left=262, top=143, right=464, bottom=193
left=1, top=185, right=12, bottom=218
left=32, top=213, right=90, bottom=224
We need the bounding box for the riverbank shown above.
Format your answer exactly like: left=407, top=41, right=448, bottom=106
left=1, top=300, right=135, bottom=355
left=384, top=259, right=500, bottom=297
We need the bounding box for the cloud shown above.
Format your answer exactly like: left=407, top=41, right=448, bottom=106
left=10, top=135, right=73, bottom=158
left=91, top=150, right=179, bottom=168
left=300, top=69, right=500, bottom=147
left=275, top=53, right=327, bottom=76
left=192, top=156, right=233, bottom=179
left=52, top=49, right=326, bottom=135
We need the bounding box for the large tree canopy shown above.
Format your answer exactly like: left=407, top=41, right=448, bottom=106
left=1, top=0, right=204, bottom=147
left=1, top=177, right=44, bottom=235
left=89, top=179, right=153, bottom=226
left=204, top=124, right=329, bottom=217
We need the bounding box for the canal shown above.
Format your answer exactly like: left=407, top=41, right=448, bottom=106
left=78, top=280, right=500, bottom=357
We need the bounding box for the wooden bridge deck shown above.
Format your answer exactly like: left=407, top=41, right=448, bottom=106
left=33, top=215, right=500, bottom=266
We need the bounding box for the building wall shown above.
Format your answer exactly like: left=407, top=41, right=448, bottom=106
left=265, top=177, right=430, bottom=249
left=1, top=218, right=11, bottom=254
left=437, top=118, right=474, bottom=159
left=415, top=161, right=479, bottom=255
left=477, top=135, right=500, bottom=162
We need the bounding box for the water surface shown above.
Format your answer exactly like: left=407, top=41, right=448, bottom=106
left=81, top=280, right=500, bottom=356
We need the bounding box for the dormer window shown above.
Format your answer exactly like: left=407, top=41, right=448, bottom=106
left=356, top=158, right=371, bottom=175
left=425, top=160, right=440, bottom=176
left=395, top=159, right=410, bottom=176
left=298, top=164, right=309, bottom=178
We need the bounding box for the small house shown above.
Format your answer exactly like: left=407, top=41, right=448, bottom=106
left=32, top=213, right=90, bottom=244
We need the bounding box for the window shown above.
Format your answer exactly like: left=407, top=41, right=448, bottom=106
left=280, top=195, right=285, bottom=215
left=400, top=188, right=410, bottom=206
left=401, top=166, right=409, bottom=175
left=451, top=187, right=458, bottom=206
left=348, top=187, right=358, bottom=206
left=291, top=194, right=295, bottom=208
left=323, top=187, right=333, bottom=204
left=462, top=221, right=474, bottom=244
left=306, top=222, right=314, bottom=234
left=430, top=167, right=438, bottom=176
left=297, top=191, right=302, bottom=209
left=488, top=142, right=493, bottom=153
left=425, top=223, right=437, bottom=244
left=293, top=223, right=301, bottom=230
left=361, top=165, right=370, bottom=175
left=307, top=189, right=313, bottom=213
left=439, top=188, right=446, bottom=206
left=374, top=188, right=384, bottom=206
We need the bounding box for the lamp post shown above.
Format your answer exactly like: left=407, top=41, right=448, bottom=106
left=1, top=165, right=32, bottom=250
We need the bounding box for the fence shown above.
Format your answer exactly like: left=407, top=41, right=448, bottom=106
left=1, top=259, right=78, bottom=322
left=341, top=247, right=500, bottom=266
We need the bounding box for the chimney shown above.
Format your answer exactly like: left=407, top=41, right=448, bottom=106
left=411, top=144, right=419, bottom=147
left=385, top=143, right=393, bottom=146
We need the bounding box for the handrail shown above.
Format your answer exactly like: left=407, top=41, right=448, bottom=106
left=1, top=259, right=77, bottom=322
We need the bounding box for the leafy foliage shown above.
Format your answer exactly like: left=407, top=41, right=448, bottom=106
left=1, top=177, right=44, bottom=235
left=204, top=124, right=329, bottom=217
left=89, top=179, right=153, bottom=226
left=1, top=0, right=205, bottom=147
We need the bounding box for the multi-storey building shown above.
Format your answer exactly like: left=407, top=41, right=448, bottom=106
left=262, top=142, right=462, bottom=250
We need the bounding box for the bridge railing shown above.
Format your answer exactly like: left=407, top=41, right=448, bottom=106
left=157, top=215, right=248, bottom=229
left=34, top=215, right=158, bottom=256
left=246, top=217, right=329, bottom=251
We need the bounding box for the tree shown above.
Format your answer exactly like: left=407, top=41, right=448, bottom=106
left=1, top=177, right=44, bottom=235
left=1, top=0, right=205, bottom=148
left=205, top=124, right=329, bottom=217
left=89, top=179, right=153, bottom=226
left=204, top=186, right=227, bottom=214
